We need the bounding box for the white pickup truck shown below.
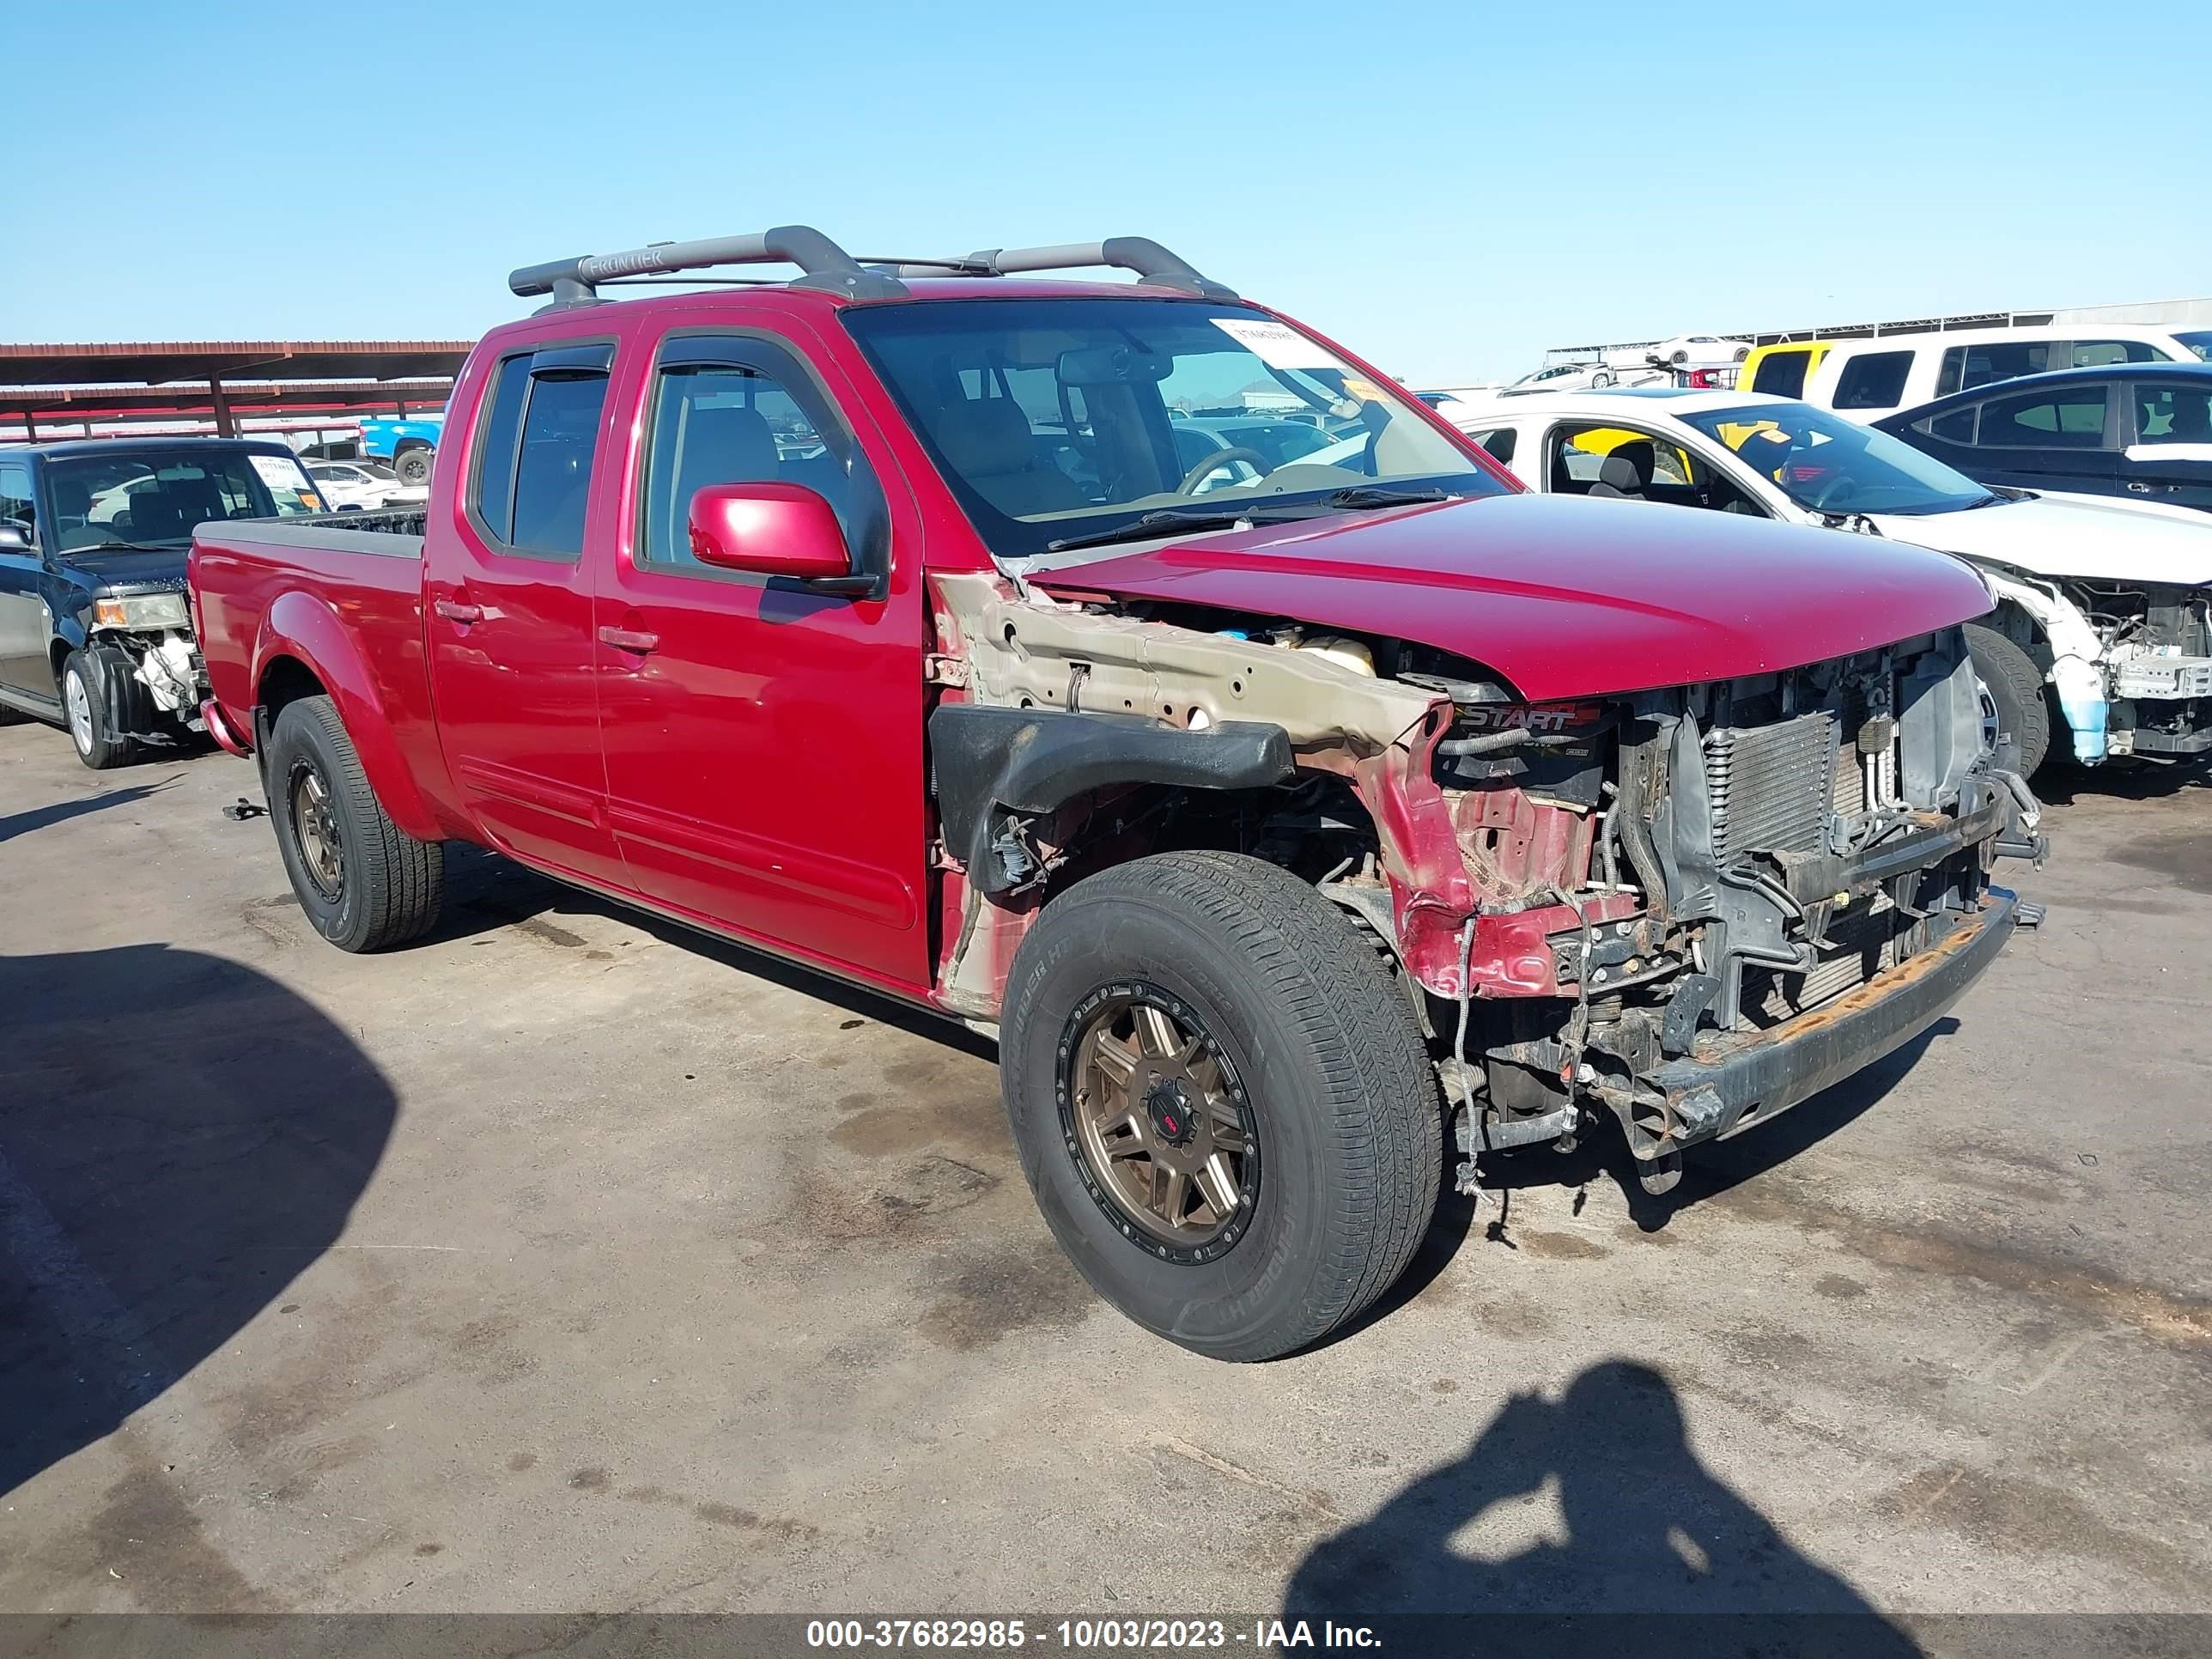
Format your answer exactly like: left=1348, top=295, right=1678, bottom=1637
left=1444, top=388, right=2212, bottom=775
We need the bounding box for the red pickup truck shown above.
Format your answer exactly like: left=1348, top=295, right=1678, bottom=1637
left=191, top=227, right=2045, bottom=1360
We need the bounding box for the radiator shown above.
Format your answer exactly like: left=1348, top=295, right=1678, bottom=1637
left=1705, top=710, right=1836, bottom=862
left=1741, top=901, right=1904, bottom=1028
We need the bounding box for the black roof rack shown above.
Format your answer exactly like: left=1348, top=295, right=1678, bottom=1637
left=508, top=228, right=1233, bottom=308
left=509, top=227, right=908, bottom=307
left=868, top=239, right=1236, bottom=301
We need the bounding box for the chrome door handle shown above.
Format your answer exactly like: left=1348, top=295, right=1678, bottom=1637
left=434, top=598, right=485, bottom=623
left=2125, top=481, right=2154, bottom=494
left=597, top=625, right=659, bottom=653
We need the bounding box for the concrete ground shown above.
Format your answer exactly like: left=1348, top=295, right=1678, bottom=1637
left=2, top=720, right=2208, bottom=1628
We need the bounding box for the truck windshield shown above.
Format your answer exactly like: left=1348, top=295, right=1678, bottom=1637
left=843, top=298, right=1506, bottom=560
left=45, top=448, right=325, bottom=550
left=1676, top=402, right=1997, bottom=517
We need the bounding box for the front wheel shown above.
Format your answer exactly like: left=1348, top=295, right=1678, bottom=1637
left=61, top=649, right=135, bottom=770
left=1965, top=622, right=2051, bottom=777
left=1000, top=851, right=1442, bottom=1362
left=265, top=694, right=443, bottom=951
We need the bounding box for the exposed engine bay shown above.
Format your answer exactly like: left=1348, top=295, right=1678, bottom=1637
left=2063, top=579, right=2212, bottom=757
left=927, top=571, right=2043, bottom=1188
left=1980, top=570, right=2212, bottom=762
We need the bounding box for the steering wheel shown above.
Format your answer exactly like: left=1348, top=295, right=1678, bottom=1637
left=1176, top=447, right=1272, bottom=495
left=1802, top=472, right=1861, bottom=512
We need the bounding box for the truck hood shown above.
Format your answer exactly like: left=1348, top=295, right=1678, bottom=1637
left=58, top=547, right=190, bottom=594
left=1864, top=493, right=2212, bottom=586
left=1033, top=494, right=1993, bottom=702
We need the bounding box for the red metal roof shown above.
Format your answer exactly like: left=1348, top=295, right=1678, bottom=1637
left=0, top=340, right=473, bottom=386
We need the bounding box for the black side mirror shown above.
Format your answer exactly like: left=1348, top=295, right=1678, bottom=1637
left=0, top=524, right=32, bottom=554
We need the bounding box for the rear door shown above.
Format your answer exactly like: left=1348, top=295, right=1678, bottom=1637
left=0, top=459, right=54, bottom=702
left=591, top=319, right=930, bottom=988
left=1972, top=380, right=2121, bottom=495
left=424, top=340, right=632, bottom=891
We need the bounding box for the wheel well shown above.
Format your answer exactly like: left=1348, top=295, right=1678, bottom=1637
left=48, top=637, right=72, bottom=686
left=392, top=439, right=433, bottom=456
left=1986, top=600, right=2049, bottom=661
left=258, top=656, right=326, bottom=723
left=1049, top=773, right=1383, bottom=898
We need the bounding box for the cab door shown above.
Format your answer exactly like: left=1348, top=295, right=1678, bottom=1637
left=0, top=459, right=56, bottom=704
left=424, top=340, right=631, bottom=892
left=2122, top=379, right=2212, bottom=511
left=591, top=319, right=930, bottom=990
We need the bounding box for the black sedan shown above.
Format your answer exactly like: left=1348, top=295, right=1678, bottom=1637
left=1875, top=362, right=2212, bottom=513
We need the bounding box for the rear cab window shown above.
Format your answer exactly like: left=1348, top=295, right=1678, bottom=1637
left=1749, top=349, right=1813, bottom=397
left=1831, top=350, right=1913, bottom=410
left=469, top=343, right=614, bottom=559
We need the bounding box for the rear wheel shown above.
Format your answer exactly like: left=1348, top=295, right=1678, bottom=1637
left=1000, top=851, right=1442, bottom=1362
left=61, top=649, right=135, bottom=770
left=1966, top=622, right=2051, bottom=777
left=393, top=447, right=433, bottom=488
left=266, top=694, right=442, bottom=951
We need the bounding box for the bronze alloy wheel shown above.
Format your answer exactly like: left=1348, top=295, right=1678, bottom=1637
left=1056, top=982, right=1260, bottom=1265
left=289, top=760, right=345, bottom=903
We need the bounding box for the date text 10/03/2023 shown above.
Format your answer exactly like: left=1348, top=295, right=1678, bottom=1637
left=804, top=1620, right=1382, bottom=1650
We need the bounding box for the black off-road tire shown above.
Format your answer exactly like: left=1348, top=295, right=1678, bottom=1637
left=61, top=648, right=136, bottom=770
left=1000, top=850, right=1443, bottom=1362
left=266, top=695, right=442, bottom=952
left=394, top=447, right=433, bottom=487
left=1966, top=622, right=2051, bottom=778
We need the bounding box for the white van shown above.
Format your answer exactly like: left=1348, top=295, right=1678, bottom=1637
left=1802, top=323, right=2211, bottom=423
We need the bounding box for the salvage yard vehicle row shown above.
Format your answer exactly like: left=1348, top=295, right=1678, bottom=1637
left=191, top=226, right=2045, bottom=1360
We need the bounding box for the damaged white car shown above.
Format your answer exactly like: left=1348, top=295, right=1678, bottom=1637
left=1453, top=390, right=2212, bottom=774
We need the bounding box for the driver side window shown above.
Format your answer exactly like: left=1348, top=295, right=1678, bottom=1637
left=1544, top=424, right=1763, bottom=515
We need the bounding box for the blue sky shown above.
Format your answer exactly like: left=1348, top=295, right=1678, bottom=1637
left=14, top=0, right=2210, bottom=384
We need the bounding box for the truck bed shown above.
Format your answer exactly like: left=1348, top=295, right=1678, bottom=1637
left=190, top=513, right=447, bottom=830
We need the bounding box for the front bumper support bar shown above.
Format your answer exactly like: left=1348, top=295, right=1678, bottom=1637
left=1634, top=887, right=2020, bottom=1154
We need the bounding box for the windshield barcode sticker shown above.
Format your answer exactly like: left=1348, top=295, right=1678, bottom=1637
left=1212, top=318, right=1339, bottom=372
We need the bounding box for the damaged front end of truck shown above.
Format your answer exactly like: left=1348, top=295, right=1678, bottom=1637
left=927, top=568, right=2045, bottom=1194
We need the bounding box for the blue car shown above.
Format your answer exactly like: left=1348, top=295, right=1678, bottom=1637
left=1875, top=362, right=2212, bottom=514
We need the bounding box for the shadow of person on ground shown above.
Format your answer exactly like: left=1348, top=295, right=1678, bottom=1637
left=0, top=944, right=398, bottom=1498
left=1285, top=1360, right=1917, bottom=1657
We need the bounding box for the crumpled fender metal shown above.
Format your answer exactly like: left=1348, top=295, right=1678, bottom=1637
left=930, top=702, right=1294, bottom=895
left=931, top=572, right=1540, bottom=1004
left=1982, top=568, right=2110, bottom=764
left=932, top=573, right=1505, bottom=998
left=254, top=588, right=441, bottom=841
